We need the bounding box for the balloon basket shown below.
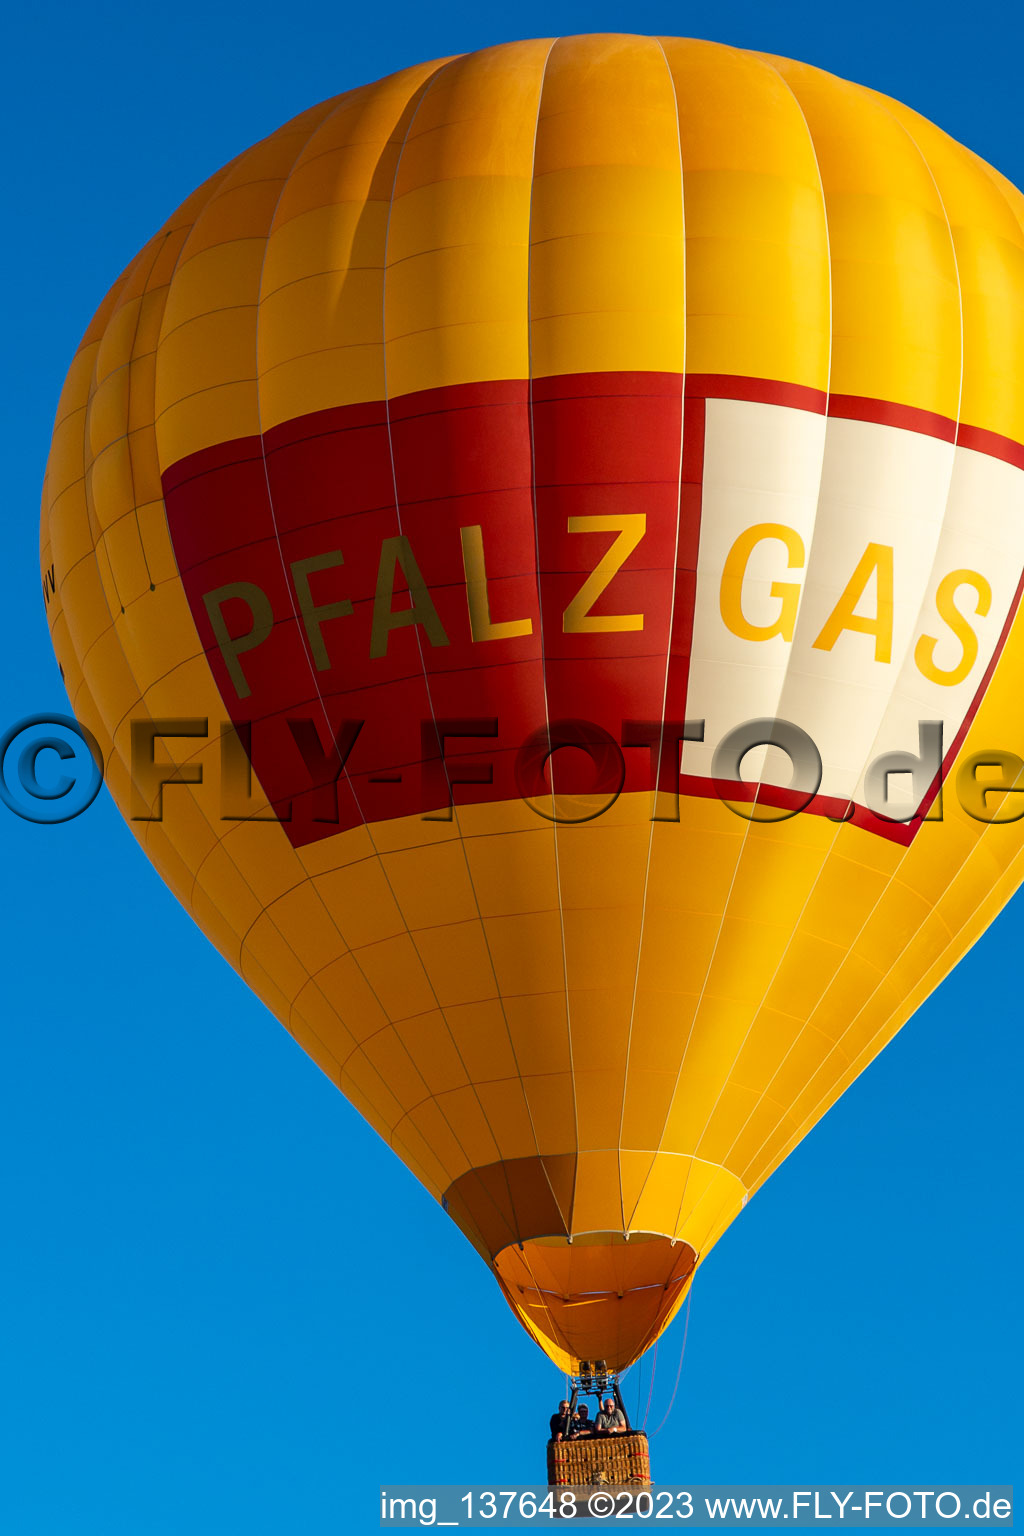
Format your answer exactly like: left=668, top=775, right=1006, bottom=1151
left=547, top=1430, right=652, bottom=1489
left=547, top=1363, right=652, bottom=1489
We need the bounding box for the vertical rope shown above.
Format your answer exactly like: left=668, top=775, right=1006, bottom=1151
left=641, top=1340, right=658, bottom=1431
left=651, top=1288, right=693, bottom=1437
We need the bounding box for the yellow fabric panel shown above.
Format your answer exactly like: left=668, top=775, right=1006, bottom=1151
left=502, top=993, right=573, bottom=1076
left=429, top=1084, right=504, bottom=1168
left=551, top=791, right=660, bottom=1162
left=760, top=52, right=962, bottom=415
left=462, top=820, right=561, bottom=916
left=256, top=880, right=352, bottom=979
left=96, top=509, right=151, bottom=609
left=312, top=856, right=407, bottom=950
left=383, top=39, right=551, bottom=398
left=408, top=919, right=500, bottom=1009
left=380, top=839, right=483, bottom=928
left=571, top=1069, right=628, bottom=1152
left=571, top=1151, right=623, bottom=1233
left=520, top=1074, right=578, bottom=1158
left=354, top=933, right=443, bottom=1019
left=474, top=1079, right=540, bottom=1160
left=482, top=910, right=566, bottom=996
left=402, top=1098, right=473, bottom=1182
left=160, top=239, right=268, bottom=346
left=258, top=61, right=450, bottom=428
left=295, top=952, right=389, bottom=1045
left=401, top=1011, right=474, bottom=1095
left=881, top=95, right=1024, bottom=444
left=154, top=98, right=339, bottom=465
left=443, top=1001, right=521, bottom=1082
left=338, top=1046, right=408, bottom=1139
left=529, top=33, right=685, bottom=380
left=660, top=37, right=831, bottom=389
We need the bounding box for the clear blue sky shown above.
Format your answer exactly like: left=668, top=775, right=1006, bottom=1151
left=2, top=3, right=1021, bottom=1532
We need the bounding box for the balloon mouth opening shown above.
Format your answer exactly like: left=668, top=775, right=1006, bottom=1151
left=491, top=1233, right=697, bottom=1374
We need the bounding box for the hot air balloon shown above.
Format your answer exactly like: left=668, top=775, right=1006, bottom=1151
left=41, top=35, right=1024, bottom=1405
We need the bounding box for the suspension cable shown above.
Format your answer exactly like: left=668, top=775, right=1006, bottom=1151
left=650, top=1287, right=693, bottom=1438
left=641, top=1339, right=658, bottom=1430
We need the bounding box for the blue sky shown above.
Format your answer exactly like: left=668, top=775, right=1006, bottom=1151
left=2, top=2, right=1021, bottom=1532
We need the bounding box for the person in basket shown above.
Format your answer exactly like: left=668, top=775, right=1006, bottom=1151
left=594, top=1397, right=628, bottom=1434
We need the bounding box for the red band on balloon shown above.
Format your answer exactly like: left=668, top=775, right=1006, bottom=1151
left=162, top=372, right=1024, bottom=848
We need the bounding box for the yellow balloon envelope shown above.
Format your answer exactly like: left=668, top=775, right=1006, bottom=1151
left=42, top=36, right=1024, bottom=1372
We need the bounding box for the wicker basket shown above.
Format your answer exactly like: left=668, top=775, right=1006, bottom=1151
left=547, top=1431, right=652, bottom=1487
